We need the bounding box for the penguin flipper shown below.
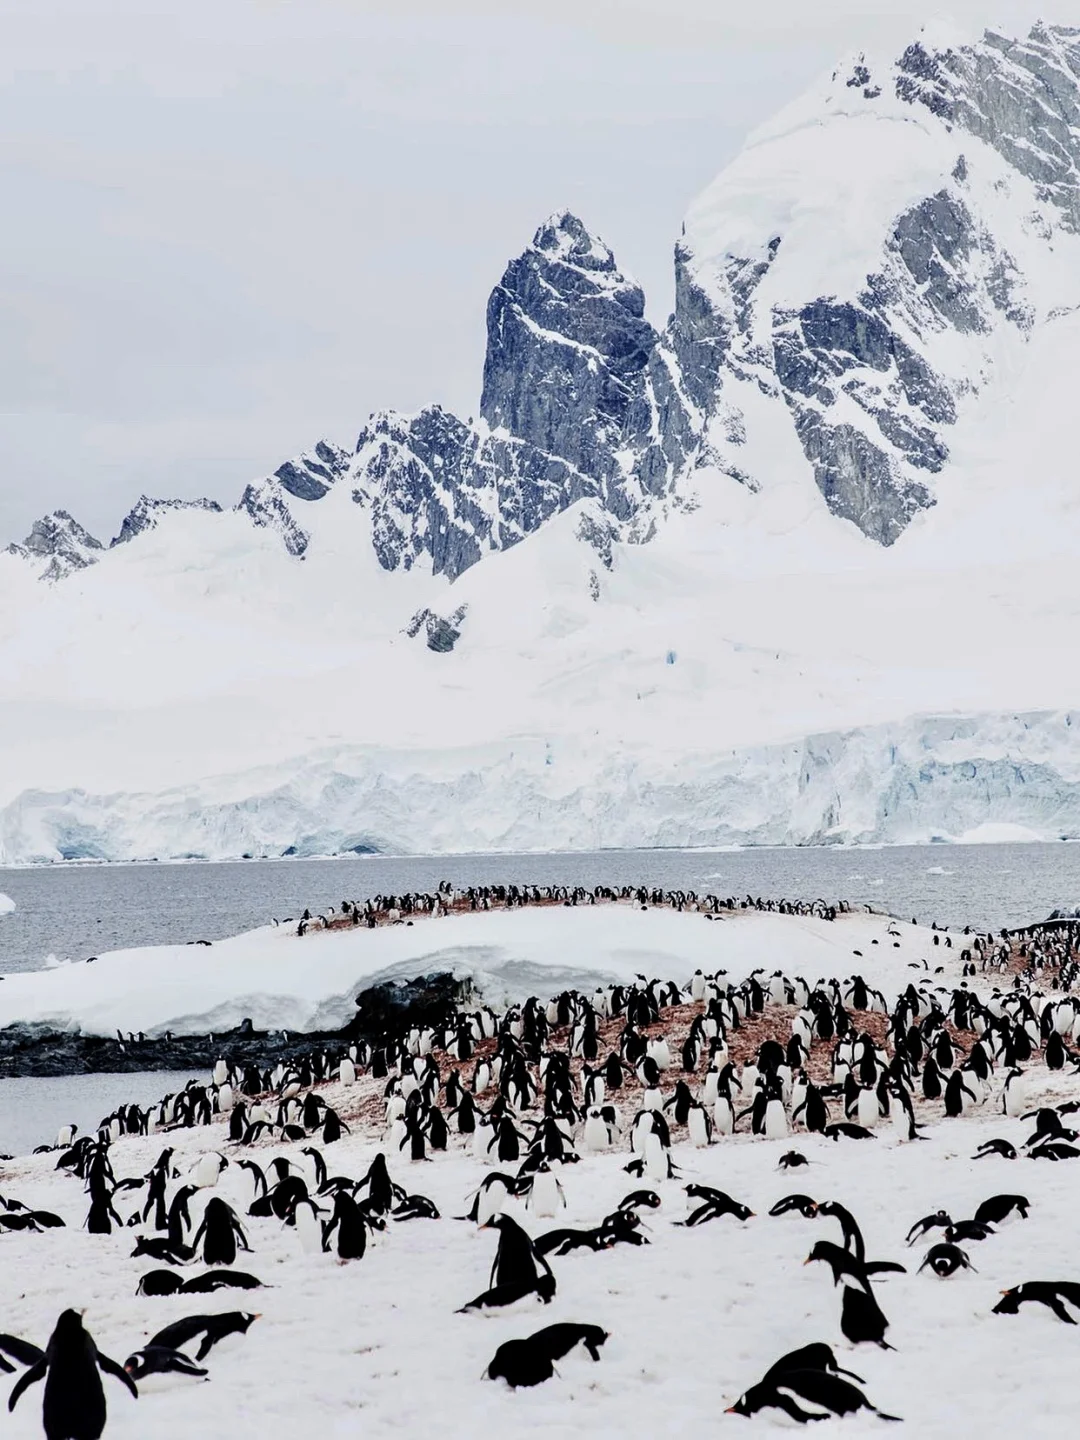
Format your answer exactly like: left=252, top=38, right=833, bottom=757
left=99, top=1351, right=140, bottom=1397
left=7, top=1358, right=46, bottom=1411
left=0, top=1335, right=44, bottom=1369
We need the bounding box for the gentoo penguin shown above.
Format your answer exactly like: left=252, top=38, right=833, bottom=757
left=769, top=1194, right=818, bottom=1218
left=918, top=1243, right=974, bottom=1277
left=973, top=1193, right=1029, bottom=1226
left=687, top=1102, right=712, bottom=1147
left=726, top=1344, right=901, bottom=1423
left=581, top=1108, right=611, bottom=1154
left=973, top=1137, right=1017, bottom=1160
left=8, top=1310, right=137, bottom=1440
left=526, top=1164, right=565, bottom=1219
left=293, top=1199, right=325, bottom=1254
left=322, top=1192, right=369, bottom=1261
left=192, top=1153, right=227, bottom=1189
left=839, top=1283, right=893, bottom=1348
left=191, top=1198, right=250, bottom=1267
left=146, top=1312, right=259, bottom=1362
left=680, top=1185, right=753, bottom=1226
left=486, top=1323, right=608, bottom=1387
left=993, top=1281, right=1080, bottom=1323
left=905, top=1210, right=951, bottom=1245
left=121, top=1347, right=207, bottom=1385
left=1001, top=1068, right=1027, bottom=1117
left=338, top=1057, right=357, bottom=1086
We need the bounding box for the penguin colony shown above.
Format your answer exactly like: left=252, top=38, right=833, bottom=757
left=3, top=903, right=1080, bottom=1435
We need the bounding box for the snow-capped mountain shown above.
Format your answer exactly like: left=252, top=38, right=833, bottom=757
left=4, top=21, right=1080, bottom=862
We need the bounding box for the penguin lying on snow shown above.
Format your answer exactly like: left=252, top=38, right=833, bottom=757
left=919, top=1243, right=975, bottom=1277
left=973, top=1138, right=1017, bottom=1160
left=769, top=1194, right=818, bottom=1219
left=136, top=1269, right=263, bottom=1296
left=143, top=1312, right=259, bottom=1362
left=486, top=1324, right=608, bottom=1388
left=727, top=1342, right=901, bottom=1423
left=678, top=1185, right=753, bottom=1227
left=994, top=1282, right=1080, bottom=1324
left=8, top=1310, right=138, bottom=1440
left=122, top=1346, right=208, bottom=1383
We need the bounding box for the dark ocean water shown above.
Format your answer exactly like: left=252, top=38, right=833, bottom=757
left=0, top=842, right=1076, bottom=974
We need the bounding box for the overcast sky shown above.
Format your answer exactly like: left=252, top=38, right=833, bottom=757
left=0, top=0, right=1060, bottom=541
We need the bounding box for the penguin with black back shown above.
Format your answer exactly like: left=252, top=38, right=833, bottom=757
left=994, top=1281, right=1080, bottom=1324
left=8, top=1310, right=138, bottom=1440
left=973, top=1194, right=1030, bottom=1225
left=487, top=1322, right=608, bottom=1387
left=973, top=1138, right=1017, bottom=1160
left=679, top=1185, right=754, bottom=1226
left=191, top=1197, right=250, bottom=1266
left=919, top=1243, right=975, bottom=1277
left=769, top=1194, right=819, bottom=1218
left=839, top=1283, right=893, bottom=1348
left=727, top=1345, right=900, bottom=1423
left=146, top=1312, right=259, bottom=1362
left=122, top=1347, right=208, bottom=1384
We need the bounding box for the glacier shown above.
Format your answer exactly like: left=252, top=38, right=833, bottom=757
left=3, top=21, right=1080, bottom=862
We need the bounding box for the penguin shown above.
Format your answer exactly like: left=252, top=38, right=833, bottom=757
left=839, top=1283, right=893, bottom=1348
left=906, top=1210, right=951, bottom=1245
left=191, top=1198, right=250, bottom=1267
left=973, top=1137, right=1017, bottom=1160
left=322, top=1192, right=369, bottom=1261
left=8, top=1310, right=138, bottom=1440
left=192, top=1153, right=227, bottom=1189
left=293, top=1199, right=326, bottom=1254
left=727, top=1354, right=900, bottom=1423
left=486, top=1323, right=608, bottom=1387
left=121, top=1347, right=208, bottom=1385
left=918, top=1243, right=974, bottom=1277
left=146, top=1312, right=259, bottom=1362
left=680, top=1185, right=753, bottom=1226
left=973, top=1194, right=1029, bottom=1226
left=994, top=1281, right=1080, bottom=1324
left=526, top=1165, right=565, bottom=1220
left=769, top=1194, right=818, bottom=1219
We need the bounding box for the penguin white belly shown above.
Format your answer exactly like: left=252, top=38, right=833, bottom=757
left=713, top=1097, right=734, bottom=1135
left=644, top=1133, right=668, bottom=1180
left=193, top=1154, right=221, bottom=1188
left=687, top=1107, right=709, bottom=1147
left=582, top=1115, right=610, bottom=1152
left=529, top=1174, right=562, bottom=1218
left=338, top=1059, right=356, bottom=1086
left=295, top=1203, right=324, bottom=1255
left=476, top=1183, right=506, bottom=1225
left=702, top=1072, right=719, bottom=1106
left=641, top=1087, right=663, bottom=1113
left=1004, top=1076, right=1027, bottom=1117
left=764, top=1100, right=789, bottom=1139
left=217, top=1084, right=234, bottom=1113
left=856, top=1088, right=879, bottom=1129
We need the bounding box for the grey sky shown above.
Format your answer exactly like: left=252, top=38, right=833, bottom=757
left=0, top=0, right=1058, bottom=542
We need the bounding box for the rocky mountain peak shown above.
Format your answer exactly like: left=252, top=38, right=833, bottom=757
left=111, top=495, right=223, bottom=548
left=6, top=511, right=104, bottom=583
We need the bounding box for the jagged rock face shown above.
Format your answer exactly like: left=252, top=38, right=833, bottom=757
left=235, top=440, right=353, bottom=557
left=6, top=511, right=103, bottom=582
left=481, top=211, right=656, bottom=488
left=111, top=496, right=222, bottom=547
left=350, top=407, right=596, bottom=580
left=896, top=26, right=1080, bottom=231
left=7, top=24, right=1079, bottom=577
left=666, top=22, right=1069, bottom=544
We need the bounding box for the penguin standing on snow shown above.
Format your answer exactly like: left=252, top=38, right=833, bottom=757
left=191, top=1198, right=250, bottom=1267
left=8, top=1310, right=138, bottom=1440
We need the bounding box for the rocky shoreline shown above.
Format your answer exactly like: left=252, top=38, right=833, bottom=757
left=0, top=972, right=465, bottom=1078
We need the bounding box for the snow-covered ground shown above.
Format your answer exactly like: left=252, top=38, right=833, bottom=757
left=0, top=906, right=1076, bottom=1437
left=0, top=906, right=956, bottom=1038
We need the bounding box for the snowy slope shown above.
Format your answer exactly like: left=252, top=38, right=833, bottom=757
left=3, top=22, right=1080, bottom=860
left=0, top=907, right=946, bottom=1038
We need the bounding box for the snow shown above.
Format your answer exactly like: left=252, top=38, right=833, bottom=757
left=0, top=904, right=1078, bottom=1437
left=0, top=906, right=943, bottom=1039
left=0, top=892, right=14, bottom=915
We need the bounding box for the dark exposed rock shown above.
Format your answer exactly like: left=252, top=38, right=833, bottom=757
left=0, top=973, right=467, bottom=1077
left=6, top=512, right=104, bottom=582
left=111, top=496, right=223, bottom=547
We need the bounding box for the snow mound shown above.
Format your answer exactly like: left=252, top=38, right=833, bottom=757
left=0, top=907, right=948, bottom=1039
left=0, top=892, right=14, bottom=915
